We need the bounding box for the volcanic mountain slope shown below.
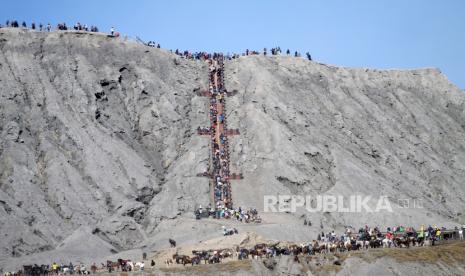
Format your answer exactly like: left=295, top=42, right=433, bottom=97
left=225, top=55, right=465, bottom=229
left=0, top=28, right=211, bottom=261
left=1, top=28, right=465, bottom=268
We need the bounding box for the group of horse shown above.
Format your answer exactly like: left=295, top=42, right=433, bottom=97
left=5, top=264, right=93, bottom=276
left=168, top=249, right=235, bottom=266
left=2, top=271, right=22, bottom=276
left=105, top=259, right=145, bottom=273
left=163, top=233, right=430, bottom=267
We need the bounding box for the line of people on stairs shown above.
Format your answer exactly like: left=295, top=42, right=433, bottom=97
left=208, top=55, right=233, bottom=211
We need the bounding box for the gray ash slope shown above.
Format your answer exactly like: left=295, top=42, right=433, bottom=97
left=0, top=28, right=211, bottom=262
left=1, top=28, right=465, bottom=267
left=225, top=56, right=465, bottom=230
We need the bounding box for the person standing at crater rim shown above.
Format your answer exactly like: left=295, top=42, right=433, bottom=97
left=110, top=26, right=114, bottom=36
left=306, top=52, right=312, bottom=61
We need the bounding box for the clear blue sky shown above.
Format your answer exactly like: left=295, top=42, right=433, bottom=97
left=2, top=0, right=464, bottom=88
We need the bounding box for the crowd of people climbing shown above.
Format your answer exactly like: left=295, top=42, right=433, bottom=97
left=194, top=54, right=266, bottom=223
left=207, top=55, right=234, bottom=211
left=195, top=204, right=261, bottom=223
left=193, top=54, right=263, bottom=222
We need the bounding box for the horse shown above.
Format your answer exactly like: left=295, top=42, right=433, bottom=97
left=249, top=249, right=264, bottom=259
left=61, top=265, right=71, bottom=274
left=278, top=247, right=291, bottom=255
left=314, top=243, right=328, bottom=254
left=90, top=264, right=98, bottom=274
left=191, top=256, right=201, bottom=265
left=369, top=238, right=383, bottom=248
left=23, top=266, right=32, bottom=276
left=265, top=247, right=275, bottom=257
left=208, top=254, right=221, bottom=264
left=106, top=260, right=120, bottom=272
left=333, top=241, right=345, bottom=252
left=193, top=250, right=210, bottom=264
left=327, top=242, right=339, bottom=253
left=382, top=238, right=393, bottom=248
left=223, top=228, right=237, bottom=236
left=416, top=236, right=425, bottom=247
left=356, top=240, right=369, bottom=250
left=344, top=240, right=361, bottom=251
left=393, top=237, right=410, bottom=248
left=218, top=249, right=234, bottom=259
left=237, top=248, right=249, bottom=260
left=172, top=253, right=184, bottom=264
left=407, top=236, right=417, bottom=247
left=76, top=265, right=91, bottom=275
left=343, top=240, right=352, bottom=251
left=134, top=262, right=144, bottom=270
left=117, top=259, right=132, bottom=271
left=181, top=256, right=192, bottom=266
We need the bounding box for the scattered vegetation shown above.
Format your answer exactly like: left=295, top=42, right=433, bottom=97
left=159, top=259, right=252, bottom=273
left=347, top=241, right=465, bottom=265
